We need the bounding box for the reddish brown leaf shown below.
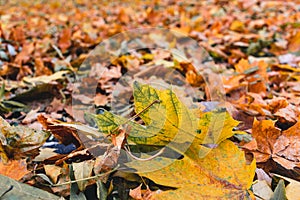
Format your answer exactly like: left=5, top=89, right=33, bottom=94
left=58, top=28, right=72, bottom=53
left=0, top=159, right=28, bottom=180
left=37, top=115, right=82, bottom=148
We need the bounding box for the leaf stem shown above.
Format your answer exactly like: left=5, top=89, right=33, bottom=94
left=49, top=165, right=119, bottom=187
left=111, top=99, right=161, bottom=133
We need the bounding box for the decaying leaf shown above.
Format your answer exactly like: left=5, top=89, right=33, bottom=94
left=37, top=115, right=83, bottom=149
left=73, top=160, right=95, bottom=191
left=129, top=184, right=153, bottom=200
left=0, top=116, right=50, bottom=162
left=243, top=118, right=300, bottom=170
left=44, top=165, right=62, bottom=184
left=0, top=159, right=28, bottom=180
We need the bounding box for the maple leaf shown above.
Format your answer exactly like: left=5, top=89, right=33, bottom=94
left=243, top=118, right=300, bottom=170
left=126, top=140, right=255, bottom=199
left=92, top=82, right=237, bottom=155
left=93, top=82, right=255, bottom=198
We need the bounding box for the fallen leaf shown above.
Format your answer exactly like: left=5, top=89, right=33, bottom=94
left=0, top=174, right=62, bottom=199
left=252, top=180, right=273, bottom=200
left=94, top=82, right=255, bottom=198
left=37, top=115, right=82, bottom=148
left=230, top=20, right=245, bottom=32
left=273, top=119, right=300, bottom=169
left=73, top=160, right=95, bottom=191
left=0, top=116, right=50, bottom=162
left=44, top=165, right=62, bottom=184
left=0, top=159, right=28, bottom=180
left=22, top=107, right=40, bottom=124
left=14, top=42, right=35, bottom=65
left=129, top=184, right=143, bottom=200
left=127, top=140, right=255, bottom=199
left=58, top=28, right=72, bottom=53
left=274, top=174, right=300, bottom=200
left=244, top=118, right=300, bottom=170
left=34, top=57, right=52, bottom=76
left=129, top=184, right=153, bottom=200
left=288, top=31, right=300, bottom=52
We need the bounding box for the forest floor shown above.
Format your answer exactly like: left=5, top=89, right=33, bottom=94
left=0, top=0, right=300, bottom=199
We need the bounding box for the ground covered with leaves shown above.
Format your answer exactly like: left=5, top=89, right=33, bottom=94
left=0, top=0, right=300, bottom=199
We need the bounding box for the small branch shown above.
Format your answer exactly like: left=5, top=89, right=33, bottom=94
left=50, top=165, right=119, bottom=187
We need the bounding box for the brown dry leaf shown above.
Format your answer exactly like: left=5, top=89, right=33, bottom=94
left=44, top=164, right=62, bottom=184
left=93, top=129, right=126, bottom=174
left=14, top=42, right=35, bottom=65
left=222, top=74, right=245, bottom=93
left=0, top=116, right=50, bottom=162
left=179, top=62, right=204, bottom=87
left=267, top=97, right=289, bottom=113
left=244, top=118, right=300, bottom=170
left=73, top=159, right=95, bottom=191
left=94, top=93, right=109, bottom=106
left=0, top=159, right=28, bottom=180
left=34, top=57, right=52, bottom=76
left=235, top=58, right=251, bottom=73
left=58, top=28, right=72, bottom=53
left=248, top=60, right=268, bottom=94
left=274, top=104, right=300, bottom=123
left=17, top=65, right=33, bottom=80
left=288, top=31, right=300, bottom=52
left=273, top=119, right=300, bottom=169
left=130, top=184, right=143, bottom=200
left=233, top=93, right=269, bottom=116
left=118, top=8, right=130, bottom=24
left=93, top=146, right=120, bottom=174
left=111, top=128, right=126, bottom=149
left=129, top=184, right=153, bottom=200
left=46, top=98, right=65, bottom=113
left=233, top=59, right=268, bottom=94
left=22, top=107, right=40, bottom=124
left=37, top=115, right=82, bottom=148
left=51, top=163, right=71, bottom=197
left=248, top=119, right=281, bottom=163
left=72, top=94, right=94, bottom=104
left=9, top=25, right=25, bottom=44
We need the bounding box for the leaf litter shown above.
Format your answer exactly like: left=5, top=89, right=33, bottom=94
left=1, top=0, right=300, bottom=199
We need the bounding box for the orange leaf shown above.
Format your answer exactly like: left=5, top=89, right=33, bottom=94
left=288, top=31, right=300, bottom=52
left=252, top=119, right=281, bottom=159
left=234, top=59, right=251, bottom=73
left=34, top=57, right=52, bottom=76
left=0, top=159, right=28, bottom=180
left=129, top=184, right=143, bottom=200
left=58, top=28, right=72, bottom=53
